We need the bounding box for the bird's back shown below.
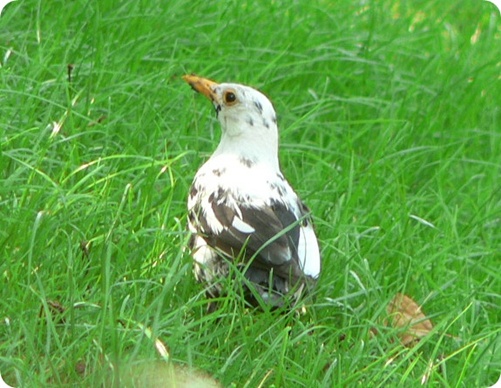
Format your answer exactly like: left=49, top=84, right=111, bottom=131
left=188, top=154, right=320, bottom=308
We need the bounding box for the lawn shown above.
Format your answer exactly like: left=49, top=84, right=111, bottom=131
left=1, top=0, right=500, bottom=386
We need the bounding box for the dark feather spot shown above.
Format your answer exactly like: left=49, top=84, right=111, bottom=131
left=272, top=115, right=277, bottom=124
left=208, top=191, right=216, bottom=204
left=215, top=104, right=222, bottom=117
left=254, top=100, right=263, bottom=113
left=262, top=118, right=270, bottom=129
left=276, top=173, right=285, bottom=181
left=208, top=187, right=226, bottom=204
left=189, top=185, right=198, bottom=198
left=269, top=182, right=286, bottom=197
left=247, top=116, right=254, bottom=126
left=212, top=168, right=226, bottom=176
left=240, top=157, right=254, bottom=168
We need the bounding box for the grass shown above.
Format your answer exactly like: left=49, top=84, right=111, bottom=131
left=1, top=0, right=500, bottom=386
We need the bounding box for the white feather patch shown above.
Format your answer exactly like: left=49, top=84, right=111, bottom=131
left=231, top=216, right=255, bottom=233
left=191, top=235, right=216, bottom=265
left=297, top=225, right=321, bottom=278
left=201, top=203, right=224, bottom=234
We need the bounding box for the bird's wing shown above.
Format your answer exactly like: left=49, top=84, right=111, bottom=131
left=190, top=191, right=318, bottom=281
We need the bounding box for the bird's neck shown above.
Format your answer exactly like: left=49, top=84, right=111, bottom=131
left=212, top=132, right=280, bottom=171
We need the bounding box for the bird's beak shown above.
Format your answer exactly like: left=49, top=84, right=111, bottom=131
left=183, top=74, right=219, bottom=102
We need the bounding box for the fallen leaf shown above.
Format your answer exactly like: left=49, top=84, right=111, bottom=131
left=387, top=293, right=433, bottom=346
left=87, top=115, right=107, bottom=127
left=75, top=361, right=86, bottom=376
left=39, top=300, right=67, bottom=324
left=80, top=240, right=91, bottom=258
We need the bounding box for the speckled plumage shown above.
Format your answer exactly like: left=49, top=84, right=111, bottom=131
left=183, top=75, right=321, bottom=310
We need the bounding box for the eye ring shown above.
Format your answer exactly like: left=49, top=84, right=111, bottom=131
left=223, top=90, right=237, bottom=105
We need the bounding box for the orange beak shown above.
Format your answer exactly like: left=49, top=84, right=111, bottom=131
left=182, top=74, right=219, bottom=102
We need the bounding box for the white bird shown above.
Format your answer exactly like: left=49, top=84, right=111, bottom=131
left=183, top=74, right=321, bottom=310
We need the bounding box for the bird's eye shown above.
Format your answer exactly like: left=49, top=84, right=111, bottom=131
left=223, top=91, right=237, bottom=105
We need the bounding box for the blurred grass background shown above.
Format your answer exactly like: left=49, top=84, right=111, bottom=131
left=1, top=0, right=500, bottom=386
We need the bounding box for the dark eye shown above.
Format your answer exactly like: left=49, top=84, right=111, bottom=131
left=224, top=91, right=237, bottom=104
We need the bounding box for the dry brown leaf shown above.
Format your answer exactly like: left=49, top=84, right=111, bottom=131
left=75, top=361, right=86, bottom=376
left=39, top=300, right=67, bottom=324
left=80, top=240, right=91, bottom=258
left=387, top=293, right=433, bottom=346
left=87, top=115, right=107, bottom=127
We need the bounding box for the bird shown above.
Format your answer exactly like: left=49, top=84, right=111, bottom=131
left=182, top=74, right=321, bottom=310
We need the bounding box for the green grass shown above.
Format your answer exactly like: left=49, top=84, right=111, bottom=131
left=1, top=0, right=500, bottom=386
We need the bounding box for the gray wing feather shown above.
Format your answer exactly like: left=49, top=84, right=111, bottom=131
left=192, top=198, right=306, bottom=281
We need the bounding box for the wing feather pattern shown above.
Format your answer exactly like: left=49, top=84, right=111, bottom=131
left=190, top=190, right=318, bottom=283
left=188, top=181, right=320, bottom=307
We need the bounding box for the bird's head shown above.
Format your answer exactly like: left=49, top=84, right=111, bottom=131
left=183, top=74, right=278, bottom=139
